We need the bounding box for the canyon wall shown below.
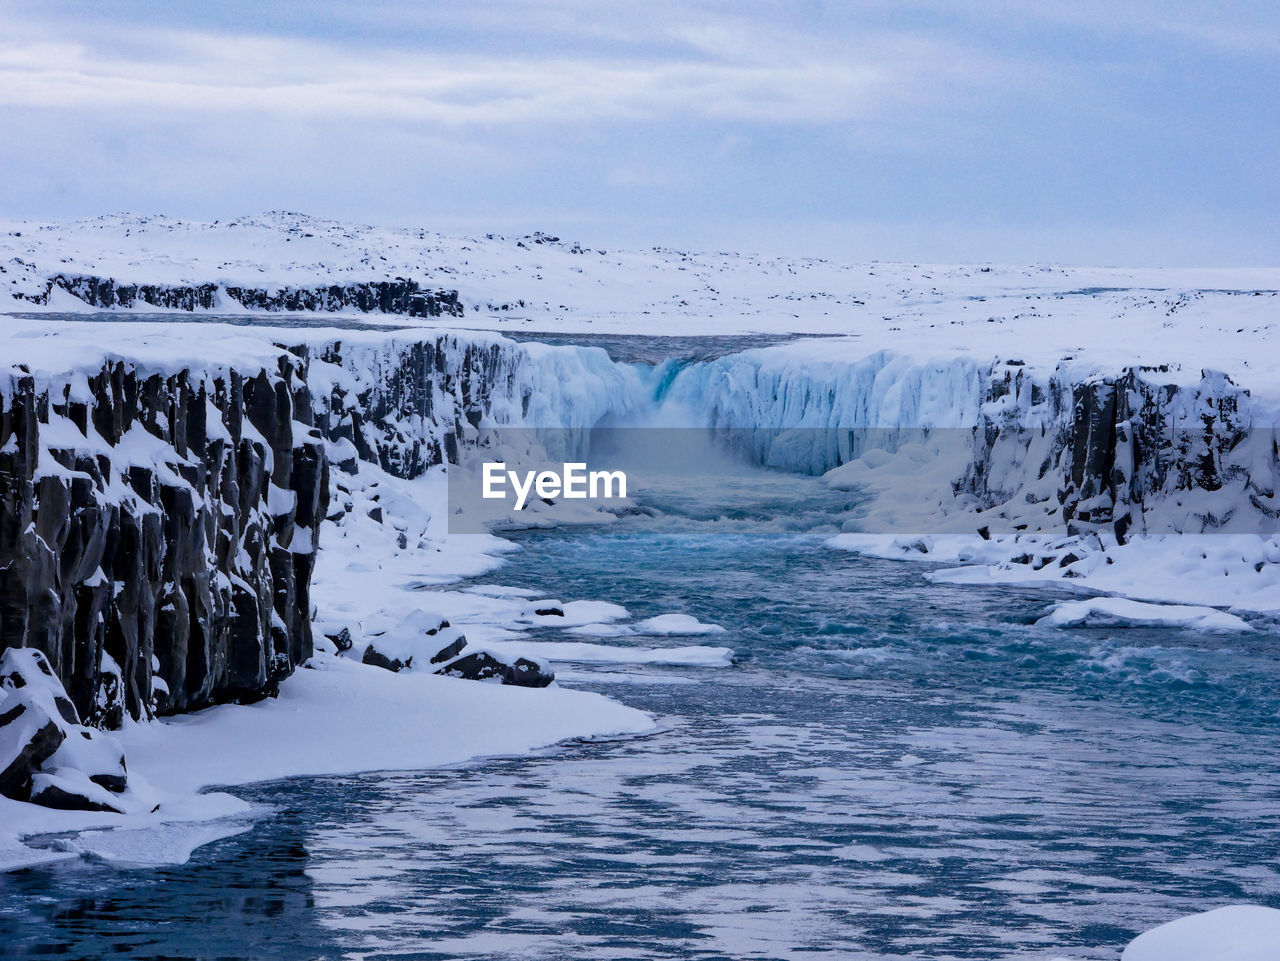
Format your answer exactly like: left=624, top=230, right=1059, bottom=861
left=0, top=356, right=328, bottom=726
left=25, top=274, right=464, bottom=318
left=0, top=332, right=537, bottom=728
left=3, top=328, right=1276, bottom=731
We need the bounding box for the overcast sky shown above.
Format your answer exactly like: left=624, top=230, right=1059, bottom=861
left=1, top=0, right=1277, bottom=265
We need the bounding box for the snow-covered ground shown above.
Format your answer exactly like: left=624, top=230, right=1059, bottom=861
left=1122, top=904, right=1280, bottom=961
left=2, top=211, right=1278, bottom=394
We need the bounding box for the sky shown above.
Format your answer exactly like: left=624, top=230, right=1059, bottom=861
left=0, top=0, right=1277, bottom=266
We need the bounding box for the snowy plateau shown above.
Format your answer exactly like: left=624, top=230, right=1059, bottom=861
left=2, top=211, right=1280, bottom=959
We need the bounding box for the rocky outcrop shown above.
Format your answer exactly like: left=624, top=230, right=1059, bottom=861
left=962, top=363, right=1279, bottom=541
left=0, top=352, right=329, bottom=725
left=0, top=648, right=128, bottom=811
left=340, top=606, right=555, bottom=687
left=310, top=336, right=527, bottom=478
left=33, top=274, right=464, bottom=318
left=0, top=330, right=548, bottom=729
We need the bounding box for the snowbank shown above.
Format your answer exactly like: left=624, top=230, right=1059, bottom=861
left=917, top=533, right=1280, bottom=617
left=0, top=656, right=653, bottom=871
left=119, top=654, right=653, bottom=796
left=1124, top=905, right=1280, bottom=961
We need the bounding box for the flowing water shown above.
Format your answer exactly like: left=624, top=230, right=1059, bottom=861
left=4, top=465, right=1280, bottom=960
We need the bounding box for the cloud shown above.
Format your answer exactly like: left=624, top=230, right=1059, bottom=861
left=0, top=12, right=1000, bottom=129
left=0, top=0, right=1274, bottom=265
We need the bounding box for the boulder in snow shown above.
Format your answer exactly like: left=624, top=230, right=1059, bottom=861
left=29, top=770, right=125, bottom=814
left=434, top=650, right=508, bottom=683
left=47, top=727, right=127, bottom=793
left=434, top=650, right=554, bottom=688
left=428, top=632, right=468, bottom=664
left=360, top=621, right=468, bottom=673
left=362, top=643, right=409, bottom=673
left=0, top=647, right=130, bottom=808
left=324, top=626, right=354, bottom=652
left=0, top=690, right=67, bottom=801
left=0, top=648, right=80, bottom=725
left=502, top=656, right=555, bottom=688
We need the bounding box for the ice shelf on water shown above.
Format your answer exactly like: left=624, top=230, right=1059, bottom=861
left=1038, top=598, right=1254, bottom=633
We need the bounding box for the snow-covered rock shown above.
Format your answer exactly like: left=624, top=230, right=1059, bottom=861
left=29, top=769, right=125, bottom=814
left=0, top=689, right=66, bottom=801
left=360, top=626, right=468, bottom=673
left=0, top=646, right=81, bottom=725
left=433, top=649, right=555, bottom=687
left=0, top=648, right=129, bottom=810
left=47, top=726, right=128, bottom=793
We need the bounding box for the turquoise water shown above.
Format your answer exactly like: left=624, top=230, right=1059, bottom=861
left=3, top=473, right=1280, bottom=960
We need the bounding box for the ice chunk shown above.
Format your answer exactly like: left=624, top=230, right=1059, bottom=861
left=1038, top=598, right=1252, bottom=632
left=633, top=614, right=726, bottom=635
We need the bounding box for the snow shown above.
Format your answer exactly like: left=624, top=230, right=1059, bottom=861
left=1123, top=905, right=1280, bottom=961
left=1038, top=598, right=1254, bottom=632
left=117, top=653, right=653, bottom=796
left=50, top=818, right=256, bottom=868
left=907, top=533, right=1280, bottom=617
left=0, top=785, right=251, bottom=871
left=0, top=646, right=655, bottom=871
left=3, top=213, right=1279, bottom=399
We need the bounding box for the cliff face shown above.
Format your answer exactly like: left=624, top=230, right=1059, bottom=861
left=0, top=332, right=537, bottom=729
left=30, top=274, right=464, bottom=318
left=965, top=363, right=1278, bottom=541
left=0, top=358, right=329, bottom=726
left=2, top=324, right=1275, bottom=731
left=310, top=336, right=526, bottom=478
left=660, top=348, right=1278, bottom=539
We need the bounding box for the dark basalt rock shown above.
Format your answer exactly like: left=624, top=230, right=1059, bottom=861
left=29, top=771, right=125, bottom=814
left=1, top=648, right=80, bottom=725
left=0, top=695, right=66, bottom=801
left=434, top=650, right=555, bottom=688
left=502, top=657, right=555, bottom=688
left=324, top=627, right=354, bottom=652
left=361, top=643, right=408, bottom=673
left=429, top=634, right=468, bottom=664
left=2, top=329, right=545, bottom=725
left=0, top=648, right=130, bottom=805
left=1, top=355, right=328, bottom=726
left=52, top=728, right=128, bottom=793
left=960, top=365, right=1269, bottom=541
left=435, top=651, right=506, bottom=682
left=33, top=274, right=464, bottom=319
